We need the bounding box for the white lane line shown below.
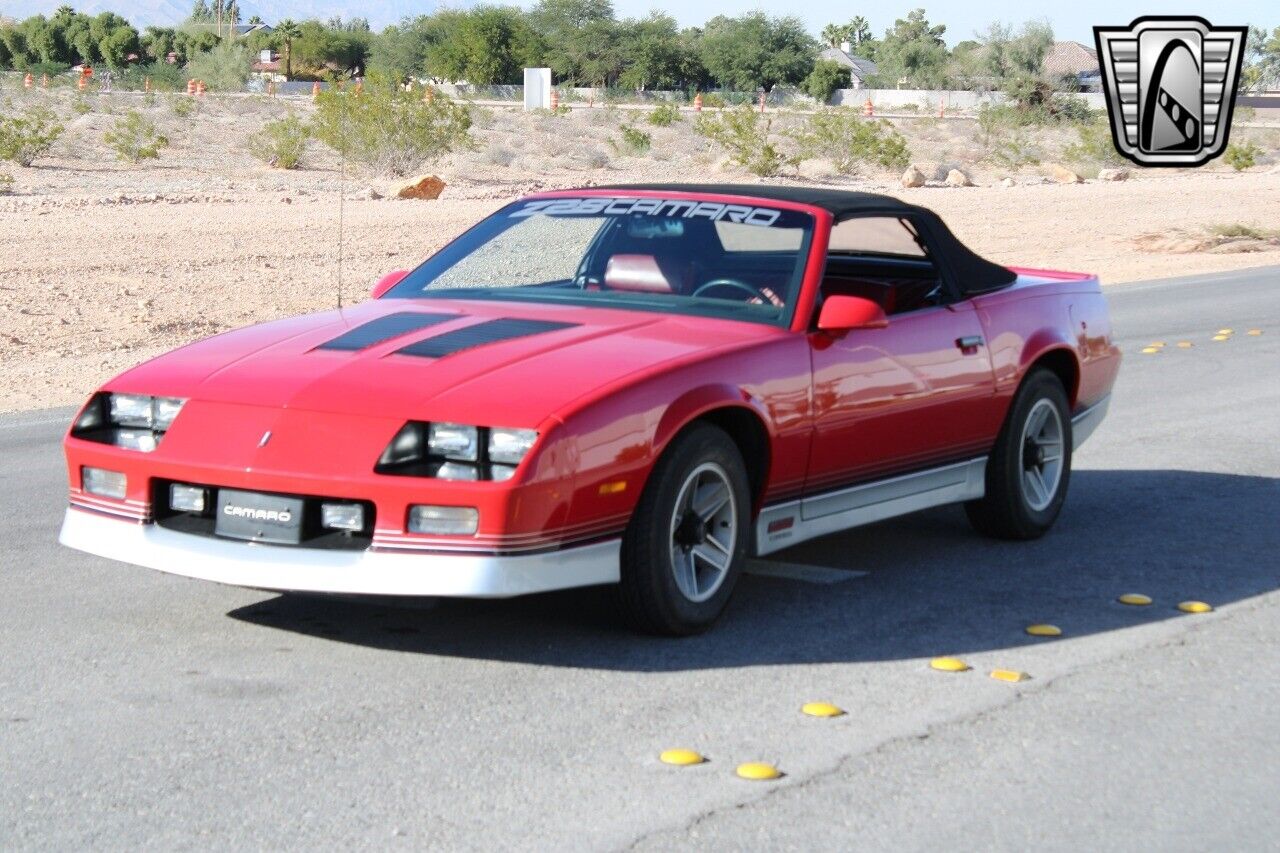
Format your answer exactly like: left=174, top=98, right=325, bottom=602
left=746, top=559, right=868, bottom=585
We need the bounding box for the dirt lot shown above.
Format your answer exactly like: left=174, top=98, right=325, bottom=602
left=2, top=88, right=1279, bottom=413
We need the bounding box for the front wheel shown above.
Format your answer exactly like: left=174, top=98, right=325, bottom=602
left=615, top=423, right=750, bottom=636
left=966, top=369, right=1072, bottom=540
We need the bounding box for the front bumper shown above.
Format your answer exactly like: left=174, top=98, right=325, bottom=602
left=59, top=507, right=620, bottom=598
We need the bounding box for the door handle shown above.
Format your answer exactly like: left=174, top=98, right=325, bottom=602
left=955, top=335, right=984, bottom=350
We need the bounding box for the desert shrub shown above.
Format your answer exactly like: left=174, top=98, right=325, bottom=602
left=170, top=95, right=195, bottom=118
left=897, top=103, right=920, bottom=113
left=1223, top=141, right=1262, bottom=171
left=700, top=92, right=728, bottom=109
left=484, top=143, right=516, bottom=167
left=1207, top=222, right=1277, bottom=239
left=313, top=79, right=473, bottom=176
left=248, top=113, right=309, bottom=169
left=0, top=107, right=64, bottom=167
left=72, top=97, right=92, bottom=116
left=0, top=172, right=13, bottom=193
left=1232, top=106, right=1256, bottom=125
left=987, top=128, right=1043, bottom=168
left=789, top=110, right=910, bottom=173
left=694, top=105, right=792, bottom=177
left=648, top=102, right=680, bottom=127
left=610, top=125, right=652, bottom=156
left=1062, top=119, right=1127, bottom=168
left=801, top=59, right=850, bottom=105
left=104, top=110, right=169, bottom=163
left=185, top=42, right=253, bottom=92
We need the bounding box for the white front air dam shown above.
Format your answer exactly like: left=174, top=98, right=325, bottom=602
left=58, top=507, right=621, bottom=598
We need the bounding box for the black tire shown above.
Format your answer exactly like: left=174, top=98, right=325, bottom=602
left=965, top=368, right=1073, bottom=540
left=615, top=423, right=751, bottom=636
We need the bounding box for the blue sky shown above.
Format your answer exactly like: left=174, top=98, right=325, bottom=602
left=602, top=0, right=1276, bottom=46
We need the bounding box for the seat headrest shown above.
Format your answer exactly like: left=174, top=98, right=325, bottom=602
left=604, top=254, right=687, bottom=294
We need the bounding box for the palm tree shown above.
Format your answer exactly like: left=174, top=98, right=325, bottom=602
left=848, top=16, right=872, bottom=45
left=274, top=19, right=302, bottom=80
left=821, top=23, right=849, bottom=49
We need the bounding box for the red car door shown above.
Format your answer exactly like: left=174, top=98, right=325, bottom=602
left=804, top=215, right=998, bottom=497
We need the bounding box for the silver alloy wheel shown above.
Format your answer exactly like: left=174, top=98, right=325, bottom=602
left=1020, top=398, right=1065, bottom=512
left=668, top=461, right=738, bottom=603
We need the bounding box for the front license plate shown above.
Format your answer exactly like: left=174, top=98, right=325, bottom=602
left=215, top=489, right=305, bottom=545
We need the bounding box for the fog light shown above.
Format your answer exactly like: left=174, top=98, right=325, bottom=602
left=321, top=502, right=365, bottom=532
left=170, top=484, right=206, bottom=512
left=408, top=505, right=478, bottom=535
left=83, top=467, right=127, bottom=499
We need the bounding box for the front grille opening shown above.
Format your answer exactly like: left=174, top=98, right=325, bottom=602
left=151, top=480, right=374, bottom=551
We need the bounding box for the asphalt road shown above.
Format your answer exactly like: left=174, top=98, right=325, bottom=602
left=3, top=266, right=1279, bottom=850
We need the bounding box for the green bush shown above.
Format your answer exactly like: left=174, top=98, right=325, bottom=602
left=648, top=102, right=680, bottom=127
left=789, top=110, right=910, bottom=173
left=0, top=172, right=13, bottom=194
left=118, top=62, right=188, bottom=93
left=104, top=110, right=169, bottom=163
left=695, top=105, right=793, bottom=177
left=1062, top=119, right=1127, bottom=168
left=185, top=42, right=253, bottom=92
left=1223, top=141, right=1262, bottom=171
left=987, top=128, right=1043, bottom=168
left=801, top=59, right=850, bottom=104
left=171, top=95, right=196, bottom=118
left=0, top=107, right=64, bottom=167
left=610, top=125, right=652, bottom=155
left=72, top=97, right=92, bottom=116
left=700, top=92, right=728, bottom=109
left=248, top=112, right=309, bottom=169
left=313, top=80, right=473, bottom=176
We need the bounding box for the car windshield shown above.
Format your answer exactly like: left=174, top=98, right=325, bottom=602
left=385, top=196, right=816, bottom=326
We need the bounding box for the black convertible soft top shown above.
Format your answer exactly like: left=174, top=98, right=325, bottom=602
left=595, top=183, right=1017, bottom=295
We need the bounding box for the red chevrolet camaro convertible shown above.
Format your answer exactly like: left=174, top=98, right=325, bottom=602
left=60, top=184, right=1120, bottom=634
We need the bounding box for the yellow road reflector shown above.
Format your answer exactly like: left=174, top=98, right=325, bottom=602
left=736, top=762, right=781, bottom=781
left=1247, top=329, right=1263, bottom=336
left=1178, top=601, right=1213, bottom=614
left=801, top=701, right=845, bottom=718
left=930, top=657, right=970, bottom=672
left=659, top=749, right=705, bottom=766
left=1149, top=341, right=1166, bottom=347
left=1118, top=593, right=1152, bottom=606
left=598, top=480, right=628, bottom=496
left=1217, top=328, right=1233, bottom=335
left=1176, top=341, right=1193, bottom=348
left=1212, top=334, right=1230, bottom=341
left=990, top=669, right=1030, bottom=683
left=1025, top=624, right=1062, bottom=637
left=1141, top=346, right=1161, bottom=354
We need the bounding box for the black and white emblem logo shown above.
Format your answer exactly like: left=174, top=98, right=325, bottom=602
left=1093, top=17, right=1247, bottom=167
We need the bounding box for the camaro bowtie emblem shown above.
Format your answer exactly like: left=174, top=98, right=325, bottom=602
left=1093, top=16, right=1247, bottom=167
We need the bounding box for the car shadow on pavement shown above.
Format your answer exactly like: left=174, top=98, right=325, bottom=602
left=227, top=469, right=1280, bottom=671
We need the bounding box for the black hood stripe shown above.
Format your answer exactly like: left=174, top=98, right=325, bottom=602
left=394, top=318, right=578, bottom=359
left=316, top=312, right=460, bottom=351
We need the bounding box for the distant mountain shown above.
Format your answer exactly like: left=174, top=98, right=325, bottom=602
left=0, top=0, right=430, bottom=29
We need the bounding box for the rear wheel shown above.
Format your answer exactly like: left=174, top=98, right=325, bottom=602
left=615, top=423, right=750, bottom=636
left=966, top=369, right=1072, bottom=539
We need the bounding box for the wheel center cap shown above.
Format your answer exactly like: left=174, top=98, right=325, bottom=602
left=675, top=514, right=706, bottom=547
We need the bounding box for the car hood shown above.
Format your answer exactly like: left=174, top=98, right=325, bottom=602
left=109, top=298, right=779, bottom=428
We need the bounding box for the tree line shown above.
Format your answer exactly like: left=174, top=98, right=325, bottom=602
left=3, top=2, right=1278, bottom=95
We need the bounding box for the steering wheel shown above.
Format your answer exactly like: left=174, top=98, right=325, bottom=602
left=692, top=278, right=778, bottom=304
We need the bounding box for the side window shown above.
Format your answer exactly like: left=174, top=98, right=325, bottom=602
left=822, top=216, right=944, bottom=316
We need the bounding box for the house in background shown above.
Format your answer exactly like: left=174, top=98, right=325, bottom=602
left=235, top=23, right=273, bottom=37
left=1043, top=41, right=1101, bottom=92
left=251, top=49, right=285, bottom=82
left=817, top=41, right=879, bottom=90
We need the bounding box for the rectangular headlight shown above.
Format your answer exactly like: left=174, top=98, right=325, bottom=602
left=408, top=505, right=478, bottom=535
left=154, top=397, right=186, bottom=430
left=321, top=502, right=365, bottom=532
left=115, top=428, right=158, bottom=452
left=109, top=394, right=154, bottom=428
left=83, top=466, right=127, bottom=499
left=170, top=484, right=206, bottom=512
left=488, top=428, right=538, bottom=465
left=428, top=423, right=479, bottom=461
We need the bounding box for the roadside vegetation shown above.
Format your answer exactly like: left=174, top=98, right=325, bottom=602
left=0, top=106, right=64, bottom=166
left=103, top=110, right=168, bottom=162
left=248, top=112, right=309, bottom=169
